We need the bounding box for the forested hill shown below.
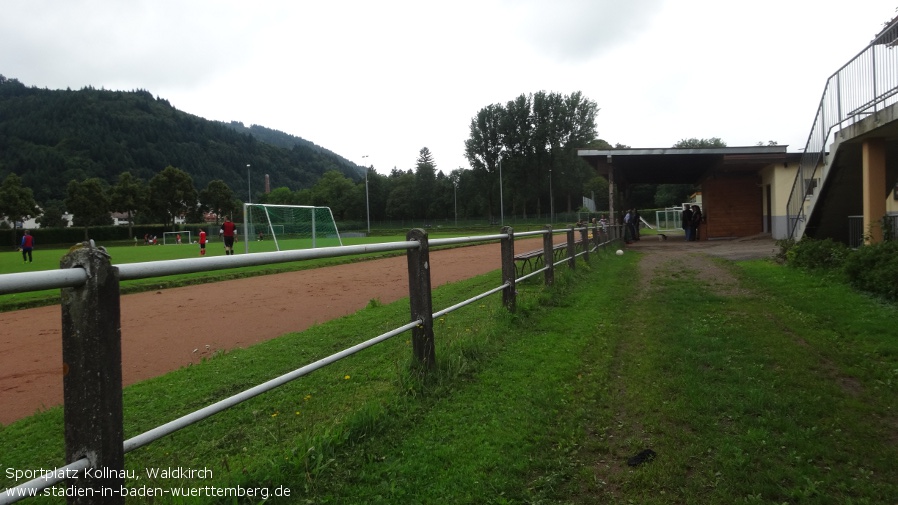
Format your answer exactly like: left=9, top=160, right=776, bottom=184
left=0, top=76, right=363, bottom=205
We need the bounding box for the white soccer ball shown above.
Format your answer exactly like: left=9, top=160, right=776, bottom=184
left=616, top=249, right=624, bottom=256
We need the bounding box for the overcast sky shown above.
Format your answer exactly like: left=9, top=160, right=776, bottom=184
left=2, top=0, right=896, bottom=178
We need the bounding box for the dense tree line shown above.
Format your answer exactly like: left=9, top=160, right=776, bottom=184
left=1, top=75, right=714, bottom=241
left=464, top=91, right=608, bottom=220
left=0, top=76, right=363, bottom=205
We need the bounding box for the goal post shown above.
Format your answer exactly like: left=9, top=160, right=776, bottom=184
left=242, top=204, right=343, bottom=253
left=162, top=231, right=191, bottom=245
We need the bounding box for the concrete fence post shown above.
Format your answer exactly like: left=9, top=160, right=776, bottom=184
left=542, top=226, right=554, bottom=286
left=566, top=227, right=576, bottom=269
left=406, top=229, right=435, bottom=369
left=500, top=226, right=516, bottom=312
left=59, top=242, right=125, bottom=505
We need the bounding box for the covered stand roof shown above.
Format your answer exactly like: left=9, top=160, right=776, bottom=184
left=577, top=145, right=799, bottom=184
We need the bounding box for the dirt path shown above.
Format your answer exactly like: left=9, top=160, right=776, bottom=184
left=0, top=238, right=551, bottom=425
left=632, top=234, right=779, bottom=296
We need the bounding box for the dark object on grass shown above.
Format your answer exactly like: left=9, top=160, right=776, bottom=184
left=627, top=448, right=656, bottom=467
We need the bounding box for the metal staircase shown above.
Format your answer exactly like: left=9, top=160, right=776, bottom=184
left=786, top=17, right=898, bottom=240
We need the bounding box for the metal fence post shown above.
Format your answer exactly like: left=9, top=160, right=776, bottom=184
left=542, top=225, right=554, bottom=286
left=60, top=242, right=124, bottom=504
left=566, top=227, right=576, bottom=269
left=500, top=226, right=516, bottom=312
left=406, top=229, right=435, bottom=369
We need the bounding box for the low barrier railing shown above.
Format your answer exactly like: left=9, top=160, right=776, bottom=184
left=0, top=224, right=621, bottom=504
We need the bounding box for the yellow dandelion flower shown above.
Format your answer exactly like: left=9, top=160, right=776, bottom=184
left=344, top=375, right=351, bottom=380
left=271, top=412, right=278, bottom=417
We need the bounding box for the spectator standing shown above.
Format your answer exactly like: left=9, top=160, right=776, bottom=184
left=690, top=205, right=703, bottom=241
left=682, top=205, right=693, bottom=241
left=221, top=217, right=237, bottom=255
left=199, top=229, right=207, bottom=256
left=20, top=230, right=34, bottom=263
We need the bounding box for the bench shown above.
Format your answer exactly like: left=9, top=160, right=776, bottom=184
left=514, top=241, right=584, bottom=276
left=513, top=248, right=547, bottom=276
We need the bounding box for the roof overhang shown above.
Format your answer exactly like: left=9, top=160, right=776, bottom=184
left=577, top=145, right=798, bottom=184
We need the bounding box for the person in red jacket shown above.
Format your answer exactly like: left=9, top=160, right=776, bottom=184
left=20, top=230, right=34, bottom=263
left=198, top=229, right=207, bottom=256
left=221, top=217, right=237, bottom=255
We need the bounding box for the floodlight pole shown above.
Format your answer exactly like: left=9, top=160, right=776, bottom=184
left=246, top=164, right=251, bottom=204
left=362, top=155, right=370, bottom=235
left=454, top=180, right=458, bottom=227
left=549, top=167, right=554, bottom=224
left=499, top=158, right=505, bottom=226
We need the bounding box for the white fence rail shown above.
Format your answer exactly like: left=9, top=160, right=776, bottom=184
left=0, top=224, right=621, bottom=504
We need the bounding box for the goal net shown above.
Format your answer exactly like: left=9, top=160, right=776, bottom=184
left=243, top=204, right=343, bottom=252
left=162, top=231, right=191, bottom=245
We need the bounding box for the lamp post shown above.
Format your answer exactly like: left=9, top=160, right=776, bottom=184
left=454, top=179, right=458, bottom=227
left=362, top=156, right=370, bottom=235
left=549, top=167, right=554, bottom=224
left=498, top=157, right=504, bottom=226
left=246, top=164, right=251, bottom=204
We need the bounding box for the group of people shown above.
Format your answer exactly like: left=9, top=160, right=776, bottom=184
left=198, top=217, right=238, bottom=256
left=14, top=217, right=240, bottom=264
left=682, top=204, right=703, bottom=241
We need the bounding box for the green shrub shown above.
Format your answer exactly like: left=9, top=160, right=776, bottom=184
left=843, top=241, right=898, bottom=301
left=785, top=237, right=850, bottom=270
left=775, top=238, right=795, bottom=264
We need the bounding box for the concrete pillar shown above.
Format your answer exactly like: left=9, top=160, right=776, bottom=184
left=60, top=243, right=124, bottom=504
left=862, top=138, right=887, bottom=244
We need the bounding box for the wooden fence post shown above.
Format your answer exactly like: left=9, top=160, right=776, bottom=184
left=566, top=227, right=576, bottom=269
left=500, top=226, right=516, bottom=312
left=580, top=225, right=589, bottom=263
left=542, top=225, right=554, bottom=286
left=60, top=242, right=124, bottom=505
left=406, top=228, right=435, bottom=369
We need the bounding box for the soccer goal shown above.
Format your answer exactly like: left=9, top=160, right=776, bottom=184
left=162, top=231, right=191, bottom=245
left=243, top=204, right=343, bottom=253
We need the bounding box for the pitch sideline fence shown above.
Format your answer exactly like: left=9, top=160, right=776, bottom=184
left=0, top=224, right=622, bottom=504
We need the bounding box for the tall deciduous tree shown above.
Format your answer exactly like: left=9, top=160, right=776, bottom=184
left=0, top=173, right=40, bottom=248
left=311, top=170, right=355, bottom=220
left=35, top=202, right=68, bottom=229
left=65, top=178, right=112, bottom=240
left=674, top=137, right=727, bottom=148
left=385, top=170, right=416, bottom=220
left=465, top=91, right=599, bottom=220
left=199, top=179, right=237, bottom=224
left=148, top=166, right=198, bottom=230
left=110, top=171, right=146, bottom=238
left=464, top=104, right=504, bottom=220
